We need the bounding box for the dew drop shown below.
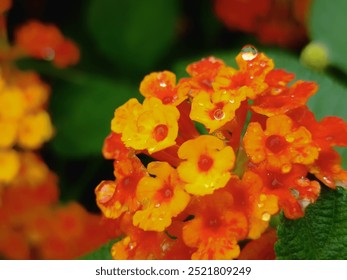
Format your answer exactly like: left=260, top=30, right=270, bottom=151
left=241, top=45, right=258, bottom=61
left=290, top=188, right=300, bottom=199
left=213, top=109, right=225, bottom=120
left=272, top=88, right=283, bottom=95
left=42, top=47, right=55, bottom=61
left=159, top=82, right=167, bottom=88
left=262, top=212, right=271, bottom=222
left=298, top=199, right=311, bottom=211
left=322, top=176, right=333, bottom=186
left=213, top=131, right=226, bottom=140
left=128, top=242, right=137, bottom=250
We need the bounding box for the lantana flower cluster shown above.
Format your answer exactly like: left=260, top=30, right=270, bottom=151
left=96, top=45, right=347, bottom=260
left=214, top=0, right=311, bottom=48
left=0, top=2, right=110, bottom=259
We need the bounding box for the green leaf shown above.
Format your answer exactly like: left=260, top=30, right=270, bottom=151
left=50, top=74, right=139, bottom=158
left=86, top=0, right=178, bottom=72
left=275, top=187, right=347, bottom=259
left=309, top=0, right=347, bottom=73
left=79, top=238, right=121, bottom=260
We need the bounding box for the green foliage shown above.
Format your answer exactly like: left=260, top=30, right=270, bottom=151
left=80, top=238, right=121, bottom=260
left=86, top=0, right=179, bottom=73
left=275, top=187, right=347, bottom=259
left=50, top=74, right=138, bottom=158
left=309, top=0, right=347, bottom=73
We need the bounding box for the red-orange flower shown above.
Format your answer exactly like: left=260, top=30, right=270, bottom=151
left=182, top=191, right=248, bottom=259
left=249, top=163, right=320, bottom=219
left=238, top=229, right=277, bottom=260
left=95, top=156, right=147, bottom=219
left=139, top=71, right=188, bottom=106
left=243, top=114, right=319, bottom=173
left=180, top=56, right=225, bottom=96
left=15, top=20, right=80, bottom=68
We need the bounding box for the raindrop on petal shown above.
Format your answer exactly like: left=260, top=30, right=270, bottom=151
left=241, top=45, right=258, bottom=61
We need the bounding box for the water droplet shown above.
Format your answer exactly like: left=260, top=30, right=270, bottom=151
left=213, top=109, right=225, bottom=120
left=260, top=61, right=266, bottom=67
left=290, top=188, right=300, bottom=199
left=155, top=203, right=161, bottom=208
left=298, top=199, right=310, bottom=211
left=257, top=202, right=264, bottom=208
left=128, top=242, right=137, bottom=250
left=262, top=212, right=271, bottom=222
left=297, top=177, right=310, bottom=187
left=213, top=131, right=226, bottom=140
left=322, top=176, right=333, bottom=186
left=272, top=88, right=283, bottom=95
left=159, top=82, right=167, bottom=88
left=42, top=47, right=55, bottom=61
left=229, top=99, right=235, bottom=104
left=241, top=45, right=258, bottom=61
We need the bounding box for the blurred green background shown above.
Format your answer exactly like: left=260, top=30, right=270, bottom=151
left=7, top=0, right=347, bottom=212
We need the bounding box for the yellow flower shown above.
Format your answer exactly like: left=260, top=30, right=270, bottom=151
left=133, top=162, right=190, bottom=232
left=111, top=97, right=179, bottom=154
left=0, top=86, right=26, bottom=120
left=177, top=135, right=235, bottom=195
left=190, top=89, right=247, bottom=133
left=0, top=149, right=20, bottom=184
left=17, top=110, right=54, bottom=149
left=0, top=120, right=17, bottom=148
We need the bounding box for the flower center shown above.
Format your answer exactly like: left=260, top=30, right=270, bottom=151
left=198, top=154, right=214, bottom=172
left=265, top=135, right=287, bottom=154
left=153, top=124, right=168, bottom=142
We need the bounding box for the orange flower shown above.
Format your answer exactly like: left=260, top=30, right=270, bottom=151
left=133, top=162, right=190, bottom=231
left=111, top=214, right=175, bottom=260
left=243, top=114, right=319, bottom=173
left=190, top=88, right=247, bottom=133
left=111, top=97, right=179, bottom=154
left=238, top=229, right=277, bottom=260
left=182, top=191, right=248, bottom=259
left=212, top=49, right=273, bottom=100
left=102, top=132, right=133, bottom=161
left=177, top=135, right=235, bottom=195
left=229, top=172, right=278, bottom=239
left=95, top=156, right=147, bottom=219
left=139, top=71, right=187, bottom=106
left=287, top=106, right=347, bottom=188
left=180, top=56, right=225, bottom=96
